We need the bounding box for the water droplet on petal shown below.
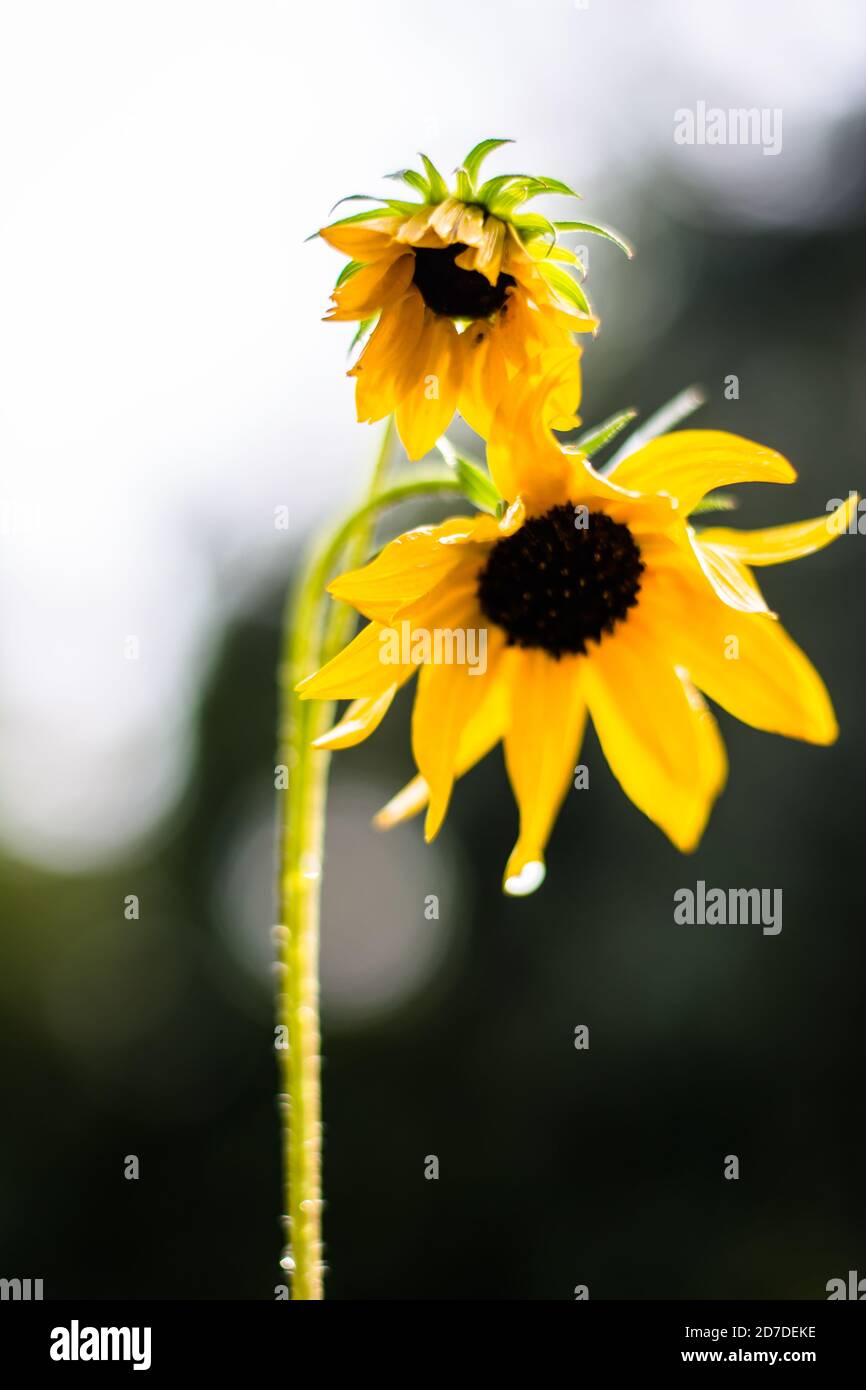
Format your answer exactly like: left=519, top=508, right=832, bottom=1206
left=504, top=860, right=546, bottom=898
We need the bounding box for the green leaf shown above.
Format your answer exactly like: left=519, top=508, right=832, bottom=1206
left=435, top=435, right=502, bottom=514
left=386, top=168, right=429, bottom=198
left=537, top=262, right=593, bottom=316
left=690, top=494, right=738, bottom=515
left=554, top=220, right=634, bottom=259
left=335, top=260, right=364, bottom=289
left=461, top=138, right=513, bottom=188
left=420, top=154, right=449, bottom=202
left=566, top=409, right=638, bottom=459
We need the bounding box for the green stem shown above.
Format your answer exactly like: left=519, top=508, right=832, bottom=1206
left=276, top=430, right=465, bottom=1299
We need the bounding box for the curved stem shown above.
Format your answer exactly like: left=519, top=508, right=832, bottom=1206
left=276, top=432, right=465, bottom=1299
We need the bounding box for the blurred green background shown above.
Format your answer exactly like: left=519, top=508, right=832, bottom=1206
left=1, top=0, right=864, bottom=1299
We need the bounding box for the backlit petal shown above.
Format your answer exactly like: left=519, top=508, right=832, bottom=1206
left=503, top=648, right=586, bottom=894
left=312, top=685, right=398, bottom=750
left=395, top=313, right=461, bottom=460
left=688, top=530, right=772, bottom=615
left=328, top=515, right=496, bottom=623
left=319, top=215, right=402, bottom=260
left=374, top=664, right=510, bottom=828
left=486, top=347, right=582, bottom=506
left=644, top=572, right=838, bottom=745
left=698, top=493, right=859, bottom=564
left=327, top=252, right=414, bottom=321
left=296, top=621, right=412, bottom=700
left=583, top=621, right=727, bottom=851
left=351, top=289, right=426, bottom=423
left=411, top=621, right=503, bottom=839
left=609, top=430, right=795, bottom=514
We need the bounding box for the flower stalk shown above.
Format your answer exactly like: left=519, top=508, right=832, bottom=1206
left=275, top=422, right=465, bottom=1299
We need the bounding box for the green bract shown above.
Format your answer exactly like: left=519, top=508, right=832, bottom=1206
left=317, top=137, right=633, bottom=291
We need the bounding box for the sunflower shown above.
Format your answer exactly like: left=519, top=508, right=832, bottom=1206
left=318, top=138, right=630, bottom=461
left=297, top=352, right=853, bottom=896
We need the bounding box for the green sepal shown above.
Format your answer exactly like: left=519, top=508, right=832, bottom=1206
left=348, top=316, right=376, bottom=354
left=538, top=262, right=593, bottom=316
left=328, top=193, right=382, bottom=214
left=454, top=166, right=474, bottom=203
left=605, top=386, right=706, bottom=471
left=525, top=176, right=582, bottom=199
left=384, top=198, right=424, bottom=215
left=486, top=179, right=537, bottom=216
left=334, top=260, right=364, bottom=289
left=512, top=211, right=557, bottom=246
left=317, top=206, right=401, bottom=235
left=386, top=168, right=429, bottom=198
left=420, top=154, right=449, bottom=203
left=554, top=220, right=634, bottom=259
left=461, top=138, right=513, bottom=188
left=566, top=409, right=637, bottom=458
left=436, top=435, right=502, bottom=514
left=475, top=172, right=531, bottom=205
left=690, top=494, right=738, bottom=515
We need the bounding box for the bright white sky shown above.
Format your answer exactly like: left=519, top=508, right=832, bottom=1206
left=0, top=0, right=864, bottom=866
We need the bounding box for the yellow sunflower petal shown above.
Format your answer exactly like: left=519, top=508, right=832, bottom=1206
left=582, top=622, right=728, bottom=852
left=411, top=622, right=502, bottom=840
left=374, top=663, right=510, bottom=828
left=698, top=493, right=859, bottom=564
left=456, top=318, right=510, bottom=439
left=645, top=573, right=838, bottom=745
left=453, top=203, right=486, bottom=249
left=688, top=530, right=772, bottom=615
left=473, top=215, right=506, bottom=284
left=502, top=649, right=586, bottom=895
left=319, top=216, right=402, bottom=260
left=428, top=197, right=467, bottom=244
left=296, top=621, right=412, bottom=701
left=328, top=515, right=497, bottom=623
left=326, top=252, right=414, bottom=321
left=486, top=347, right=582, bottom=506
left=609, top=430, right=795, bottom=514
left=395, top=312, right=461, bottom=460
left=312, top=685, right=398, bottom=750
left=350, top=289, right=426, bottom=423
left=485, top=350, right=658, bottom=518
left=394, top=207, right=437, bottom=245
left=497, top=289, right=557, bottom=366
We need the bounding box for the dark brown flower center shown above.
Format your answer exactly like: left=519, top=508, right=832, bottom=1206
left=412, top=242, right=515, bottom=319
left=478, top=505, right=644, bottom=657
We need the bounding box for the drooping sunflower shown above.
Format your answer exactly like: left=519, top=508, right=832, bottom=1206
left=297, top=352, right=852, bottom=896
left=318, top=138, right=630, bottom=461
